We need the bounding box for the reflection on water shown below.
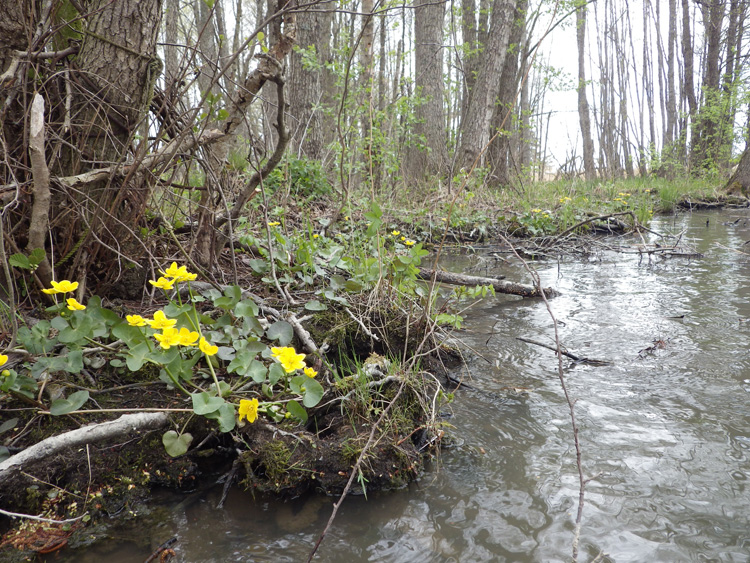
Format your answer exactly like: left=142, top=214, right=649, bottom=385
left=48, top=209, right=750, bottom=562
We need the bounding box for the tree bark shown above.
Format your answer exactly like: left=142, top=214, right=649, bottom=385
left=407, top=0, right=447, bottom=180
left=288, top=3, right=334, bottom=159
left=71, top=0, right=163, bottom=168
left=487, top=0, right=527, bottom=187
left=458, top=0, right=515, bottom=171
left=576, top=0, right=596, bottom=181
left=725, top=146, right=750, bottom=196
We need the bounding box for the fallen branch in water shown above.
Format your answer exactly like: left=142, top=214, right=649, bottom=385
left=517, top=337, right=611, bottom=366
left=418, top=268, right=557, bottom=298
left=0, top=413, right=168, bottom=480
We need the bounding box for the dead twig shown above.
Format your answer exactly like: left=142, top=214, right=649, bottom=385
left=307, top=379, right=408, bottom=562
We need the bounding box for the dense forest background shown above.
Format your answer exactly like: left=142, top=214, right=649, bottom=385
left=1, top=0, right=749, bottom=297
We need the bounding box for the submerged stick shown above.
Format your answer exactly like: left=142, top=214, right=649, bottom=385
left=418, top=268, right=557, bottom=298
left=517, top=337, right=611, bottom=366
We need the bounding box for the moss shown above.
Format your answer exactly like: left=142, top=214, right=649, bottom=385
left=259, top=440, right=293, bottom=482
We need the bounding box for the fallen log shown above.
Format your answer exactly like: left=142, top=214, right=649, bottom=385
left=418, top=268, right=557, bottom=298
left=0, top=413, right=168, bottom=480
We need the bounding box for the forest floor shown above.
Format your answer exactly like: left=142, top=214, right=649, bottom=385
left=0, top=174, right=746, bottom=560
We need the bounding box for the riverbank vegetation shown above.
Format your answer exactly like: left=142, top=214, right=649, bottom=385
left=2, top=0, right=750, bottom=559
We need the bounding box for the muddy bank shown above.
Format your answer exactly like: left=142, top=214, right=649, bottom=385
left=0, top=285, right=454, bottom=559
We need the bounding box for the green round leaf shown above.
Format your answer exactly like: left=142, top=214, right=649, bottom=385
left=50, top=390, right=90, bottom=416
left=304, top=300, right=327, bottom=311
left=286, top=400, right=308, bottom=423
left=191, top=392, right=225, bottom=415
left=162, top=430, right=193, bottom=457
left=266, top=321, right=293, bottom=345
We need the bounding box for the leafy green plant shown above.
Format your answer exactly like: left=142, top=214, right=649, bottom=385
left=5, top=265, right=328, bottom=457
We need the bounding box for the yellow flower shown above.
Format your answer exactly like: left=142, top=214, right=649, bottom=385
left=146, top=310, right=176, bottom=330
left=0, top=354, right=7, bottom=367
left=313, top=234, right=319, bottom=238
left=126, top=314, right=147, bottom=327
left=391, top=230, right=400, bottom=236
left=304, top=366, right=317, bottom=378
left=199, top=337, right=218, bottom=356
left=154, top=327, right=181, bottom=349
left=405, top=240, right=415, bottom=246
left=238, top=398, right=259, bottom=423
left=177, top=327, right=200, bottom=346
left=161, top=262, right=197, bottom=282
left=66, top=298, right=86, bottom=311
left=268, top=221, right=280, bottom=227
left=400, top=236, right=406, bottom=241
left=344, top=216, right=350, bottom=221
left=149, top=277, right=175, bottom=290
left=531, top=208, right=541, bottom=213
left=42, top=280, right=79, bottom=295
left=270, top=346, right=306, bottom=373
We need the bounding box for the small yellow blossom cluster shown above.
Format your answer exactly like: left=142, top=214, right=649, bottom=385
left=270, top=346, right=317, bottom=377
left=531, top=208, right=542, bottom=213
left=559, top=196, right=572, bottom=204
left=128, top=309, right=218, bottom=354
left=268, top=221, right=281, bottom=227
left=613, top=192, right=631, bottom=205
left=149, top=262, right=198, bottom=291
left=42, top=280, right=86, bottom=311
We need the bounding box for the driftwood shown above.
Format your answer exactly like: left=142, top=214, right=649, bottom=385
left=517, top=337, right=610, bottom=365
left=0, top=413, right=168, bottom=480
left=418, top=268, right=557, bottom=298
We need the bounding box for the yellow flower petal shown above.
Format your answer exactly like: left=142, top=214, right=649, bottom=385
left=146, top=310, right=176, bottom=330
left=149, top=277, right=175, bottom=290
left=126, top=314, right=147, bottom=327
left=43, top=280, right=79, bottom=294
left=238, top=398, right=259, bottom=423
left=0, top=354, right=7, bottom=367
left=66, top=298, right=86, bottom=311
left=199, top=337, right=218, bottom=356
left=177, top=327, right=200, bottom=346
left=304, top=367, right=317, bottom=378
left=154, top=327, right=180, bottom=349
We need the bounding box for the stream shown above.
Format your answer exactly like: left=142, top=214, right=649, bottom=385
left=47, top=208, right=750, bottom=562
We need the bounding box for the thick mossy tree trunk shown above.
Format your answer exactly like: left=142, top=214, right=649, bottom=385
left=725, top=147, right=750, bottom=197
left=58, top=0, right=163, bottom=290
left=0, top=0, right=163, bottom=295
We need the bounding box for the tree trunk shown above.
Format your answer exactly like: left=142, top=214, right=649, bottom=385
left=487, top=0, right=527, bottom=187
left=406, top=0, right=447, bottom=180
left=725, top=147, right=750, bottom=196
left=71, top=0, right=163, bottom=168
left=458, top=0, right=515, bottom=171
left=690, top=0, right=725, bottom=169
left=576, top=1, right=596, bottom=181
left=287, top=5, right=334, bottom=159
